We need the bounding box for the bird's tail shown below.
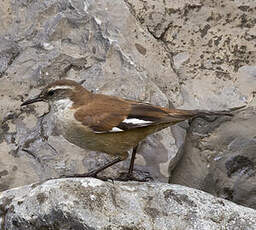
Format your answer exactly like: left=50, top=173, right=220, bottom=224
left=191, top=91, right=256, bottom=118
left=192, top=105, right=246, bottom=118
left=167, top=105, right=246, bottom=123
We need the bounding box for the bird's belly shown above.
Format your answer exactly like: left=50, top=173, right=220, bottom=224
left=54, top=110, right=169, bottom=156
left=63, top=124, right=134, bottom=155
left=63, top=123, right=164, bottom=156
left=52, top=111, right=134, bottom=154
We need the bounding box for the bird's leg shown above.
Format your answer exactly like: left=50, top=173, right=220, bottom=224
left=62, top=157, right=123, bottom=181
left=117, top=146, right=153, bottom=182
left=116, top=146, right=137, bottom=181
left=83, top=157, right=123, bottom=177
left=126, top=145, right=138, bottom=179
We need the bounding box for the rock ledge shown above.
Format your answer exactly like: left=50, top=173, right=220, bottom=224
left=0, top=178, right=255, bottom=230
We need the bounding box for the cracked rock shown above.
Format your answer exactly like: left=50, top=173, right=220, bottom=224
left=1, top=178, right=256, bottom=230
left=170, top=107, right=256, bottom=209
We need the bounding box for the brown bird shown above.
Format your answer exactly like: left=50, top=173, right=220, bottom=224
left=21, top=79, right=242, bottom=181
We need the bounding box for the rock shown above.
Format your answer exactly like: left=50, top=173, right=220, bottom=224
left=126, top=0, right=255, bottom=109
left=0, top=178, right=256, bottom=230
left=0, top=39, right=19, bottom=77
left=0, top=141, right=39, bottom=192
left=1, top=0, right=256, bottom=211
left=237, top=65, right=256, bottom=101
left=170, top=107, right=256, bottom=209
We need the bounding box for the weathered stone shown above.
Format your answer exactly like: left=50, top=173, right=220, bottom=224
left=1, top=0, right=256, bottom=212
left=126, top=0, right=255, bottom=109
left=0, top=39, right=19, bottom=77
left=170, top=107, right=256, bottom=209
left=0, top=178, right=256, bottom=230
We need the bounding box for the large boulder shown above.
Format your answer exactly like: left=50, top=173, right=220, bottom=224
left=170, top=107, right=256, bottom=209
left=126, top=0, right=255, bottom=109
left=0, top=178, right=256, bottom=230
left=0, top=0, right=256, bottom=210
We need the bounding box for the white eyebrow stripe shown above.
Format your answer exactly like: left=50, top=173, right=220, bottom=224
left=122, top=118, right=153, bottom=125
left=49, top=86, right=74, bottom=91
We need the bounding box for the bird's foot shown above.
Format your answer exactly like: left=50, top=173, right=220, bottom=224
left=117, top=171, right=154, bottom=182
left=59, top=171, right=111, bottom=182
left=116, top=173, right=136, bottom=181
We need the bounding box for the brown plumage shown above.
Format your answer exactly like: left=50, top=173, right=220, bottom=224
left=21, top=79, right=243, bottom=180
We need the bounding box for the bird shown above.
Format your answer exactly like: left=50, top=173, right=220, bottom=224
left=21, top=79, right=243, bottom=181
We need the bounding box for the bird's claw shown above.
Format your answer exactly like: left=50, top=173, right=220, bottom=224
left=117, top=172, right=153, bottom=182
left=59, top=172, right=113, bottom=182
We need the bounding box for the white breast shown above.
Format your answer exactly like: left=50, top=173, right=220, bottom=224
left=51, top=98, right=76, bottom=131
left=54, top=98, right=73, bottom=111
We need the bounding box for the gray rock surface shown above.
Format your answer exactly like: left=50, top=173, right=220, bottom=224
left=0, top=0, right=256, bottom=210
left=126, top=0, right=255, bottom=109
left=1, top=178, right=256, bottom=230
left=170, top=107, right=256, bottom=209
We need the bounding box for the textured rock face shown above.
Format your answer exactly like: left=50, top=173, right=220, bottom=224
left=126, top=0, right=256, bottom=109
left=1, top=178, right=256, bottom=230
left=170, top=107, right=256, bottom=209
left=0, top=0, right=256, bottom=210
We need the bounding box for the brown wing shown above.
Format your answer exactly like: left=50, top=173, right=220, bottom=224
left=74, top=94, right=131, bottom=133
left=74, top=93, right=236, bottom=133
left=73, top=94, right=180, bottom=133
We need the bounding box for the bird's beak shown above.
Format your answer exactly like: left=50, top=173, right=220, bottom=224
left=21, top=95, right=44, bottom=106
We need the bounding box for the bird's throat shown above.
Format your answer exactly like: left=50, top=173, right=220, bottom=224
left=52, top=98, right=74, bottom=112
left=51, top=98, right=76, bottom=129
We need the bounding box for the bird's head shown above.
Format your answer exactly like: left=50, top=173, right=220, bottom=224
left=21, top=80, right=90, bottom=108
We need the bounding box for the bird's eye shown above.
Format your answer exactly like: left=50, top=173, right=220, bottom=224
left=48, top=90, right=55, bottom=96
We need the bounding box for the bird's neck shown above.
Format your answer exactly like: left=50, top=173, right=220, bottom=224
left=50, top=98, right=77, bottom=136
left=51, top=98, right=74, bottom=113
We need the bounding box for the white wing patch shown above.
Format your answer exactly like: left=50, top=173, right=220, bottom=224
left=92, top=118, right=154, bottom=134
left=110, top=127, right=123, bottom=132
left=123, top=118, right=153, bottom=125
left=94, top=127, right=124, bottom=134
